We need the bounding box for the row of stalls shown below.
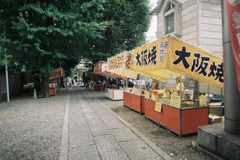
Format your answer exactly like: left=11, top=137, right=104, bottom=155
left=93, top=61, right=127, bottom=101
left=48, top=67, right=65, bottom=95
left=92, top=35, right=223, bottom=137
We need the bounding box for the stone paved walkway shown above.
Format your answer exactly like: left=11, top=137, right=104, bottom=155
left=68, top=88, right=169, bottom=160
left=0, top=87, right=171, bottom=160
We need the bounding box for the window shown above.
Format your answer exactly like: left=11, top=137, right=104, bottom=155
left=164, top=2, right=176, bottom=35
left=165, top=3, right=175, bottom=13
left=166, top=13, right=174, bottom=34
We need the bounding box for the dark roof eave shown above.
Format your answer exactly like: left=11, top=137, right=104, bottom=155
left=149, top=5, right=159, bottom=15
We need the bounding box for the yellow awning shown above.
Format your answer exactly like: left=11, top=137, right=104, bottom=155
left=130, top=35, right=223, bottom=88
left=107, top=52, right=138, bottom=79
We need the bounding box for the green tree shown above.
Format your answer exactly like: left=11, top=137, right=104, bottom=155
left=0, top=0, right=108, bottom=97
left=83, top=0, right=151, bottom=65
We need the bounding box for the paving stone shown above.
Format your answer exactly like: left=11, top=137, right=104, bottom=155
left=105, top=120, right=126, bottom=129
left=70, top=131, right=94, bottom=147
left=110, top=127, right=138, bottom=142
left=96, top=140, right=121, bottom=152
left=70, top=123, right=89, bottom=133
left=93, top=135, right=116, bottom=145
left=69, top=116, right=87, bottom=124
left=99, top=115, right=117, bottom=123
left=84, top=113, right=99, bottom=119
left=95, top=109, right=112, bottom=116
left=69, top=145, right=100, bottom=160
left=99, top=149, right=129, bottom=160
left=86, top=118, right=105, bottom=126
left=70, top=111, right=84, bottom=118
left=89, top=124, right=110, bottom=136
left=145, top=157, right=164, bottom=160
left=82, top=108, right=95, bottom=113
left=119, top=139, right=158, bottom=160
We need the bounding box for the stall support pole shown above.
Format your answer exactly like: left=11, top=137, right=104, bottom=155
left=140, top=74, right=142, bottom=89
left=208, top=85, right=210, bottom=106
left=197, top=82, right=200, bottom=98
left=144, top=73, right=146, bottom=118
left=179, top=75, right=182, bottom=137
left=222, top=0, right=240, bottom=135
left=220, top=89, right=223, bottom=101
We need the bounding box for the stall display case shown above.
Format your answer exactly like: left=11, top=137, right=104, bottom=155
left=144, top=98, right=209, bottom=136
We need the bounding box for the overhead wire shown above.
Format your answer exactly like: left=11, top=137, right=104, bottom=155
left=94, top=0, right=125, bottom=46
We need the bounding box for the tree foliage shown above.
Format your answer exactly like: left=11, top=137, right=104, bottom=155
left=0, top=0, right=150, bottom=96
left=0, top=0, right=108, bottom=96
left=83, top=0, right=151, bottom=64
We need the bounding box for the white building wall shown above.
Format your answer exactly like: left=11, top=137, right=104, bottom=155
left=154, top=0, right=223, bottom=96
left=200, top=0, right=222, bottom=57
left=181, top=0, right=198, bottom=45
left=198, top=0, right=223, bottom=95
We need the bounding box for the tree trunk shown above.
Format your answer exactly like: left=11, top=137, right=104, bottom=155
left=40, top=76, right=49, bottom=97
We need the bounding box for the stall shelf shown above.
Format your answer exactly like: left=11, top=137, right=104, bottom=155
left=129, top=35, right=223, bottom=137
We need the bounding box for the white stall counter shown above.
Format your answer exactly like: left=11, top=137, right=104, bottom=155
left=105, top=88, right=124, bottom=101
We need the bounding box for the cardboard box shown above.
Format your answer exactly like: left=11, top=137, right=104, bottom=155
left=208, top=114, right=222, bottom=124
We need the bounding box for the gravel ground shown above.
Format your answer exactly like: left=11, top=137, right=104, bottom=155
left=0, top=89, right=67, bottom=159
left=88, top=90, right=215, bottom=160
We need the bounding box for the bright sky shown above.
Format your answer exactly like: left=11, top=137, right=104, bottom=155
left=146, top=0, right=158, bottom=37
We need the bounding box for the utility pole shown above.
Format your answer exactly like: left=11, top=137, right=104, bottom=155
left=222, top=0, right=240, bottom=135
left=3, top=21, right=10, bottom=102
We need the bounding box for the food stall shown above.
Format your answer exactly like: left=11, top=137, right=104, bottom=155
left=92, top=62, right=105, bottom=91
left=129, top=35, right=224, bottom=137
left=93, top=61, right=126, bottom=100
left=49, top=67, right=65, bottom=95
left=106, top=53, right=136, bottom=101
left=107, top=52, right=145, bottom=106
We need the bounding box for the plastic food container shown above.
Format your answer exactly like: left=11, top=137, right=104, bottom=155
left=209, top=102, right=224, bottom=116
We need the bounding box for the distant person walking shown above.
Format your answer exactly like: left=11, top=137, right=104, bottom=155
left=69, top=77, right=73, bottom=88
left=63, top=77, right=67, bottom=89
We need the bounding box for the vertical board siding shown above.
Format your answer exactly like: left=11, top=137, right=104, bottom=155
left=0, top=73, right=22, bottom=100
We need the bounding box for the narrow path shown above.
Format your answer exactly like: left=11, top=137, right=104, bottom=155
left=66, top=88, right=167, bottom=160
